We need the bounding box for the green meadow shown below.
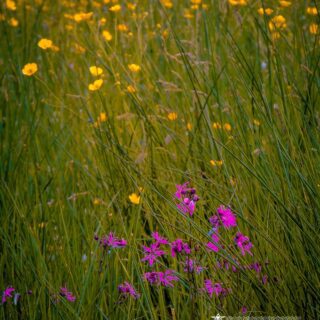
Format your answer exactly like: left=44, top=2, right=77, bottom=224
left=0, top=0, right=319, bottom=319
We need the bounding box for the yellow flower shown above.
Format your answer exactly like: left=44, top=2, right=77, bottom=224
left=257, top=8, right=273, bottom=16
left=128, top=64, right=141, bottom=72
left=89, top=66, right=103, bottom=76
left=191, top=0, right=202, bottom=4
left=129, top=193, right=140, bottom=204
left=109, top=4, right=121, bottom=12
left=161, top=0, right=173, bottom=8
left=117, top=24, right=129, bottom=32
left=8, top=17, right=19, bottom=27
left=38, top=38, right=53, bottom=50
left=307, top=7, right=318, bottom=16
left=73, top=12, right=93, bottom=22
left=6, top=0, right=16, bottom=10
left=253, top=119, right=261, bottom=126
left=279, top=1, right=291, bottom=8
left=228, top=0, right=247, bottom=6
left=102, top=30, right=112, bottom=41
left=98, top=112, right=107, bottom=122
left=93, top=198, right=102, bottom=205
left=309, top=23, right=318, bottom=35
left=127, top=85, right=136, bottom=93
left=22, top=63, right=38, bottom=76
left=99, top=18, right=107, bottom=26
left=167, top=112, right=178, bottom=121
left=74, top=43, right=86, bottom=54
left=223, top=123, right=232, bottom=131
left=212, top=122, right=222, bottom=129
left=187, top=122, right=192, bottom=131
left=210, top=160, right=223, bottom=167
left=127, top=3, right=136, bottom=10
left=184, top=9, right=194, bottom=19
left=88, top=79, right=103, bottom=91
left=269, top=15, right=287, bottom=31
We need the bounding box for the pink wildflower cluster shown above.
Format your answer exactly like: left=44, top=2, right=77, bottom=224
left=175, top=182, right=199, bottom=216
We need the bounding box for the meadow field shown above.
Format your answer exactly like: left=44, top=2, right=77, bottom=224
left=0, top=0, right=320, bottom=319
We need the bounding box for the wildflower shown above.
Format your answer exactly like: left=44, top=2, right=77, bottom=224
left=167, top=112, right=178, bottom=121
left=22, top=63, right=38, bottom=76
left=257, top=8, right=273, bottom=16
left=8, top=18, right=19, bottom=27
left=184, top=258, right=204, bottom=274
left=141, top=243, right=166, bottom=266
left=117, top=24, right=129, bottom=32
left=204, top=280, right=223, bottom=298
left=217, top=206, right=237, bottom=228
left=223, top=123, right=232, bottom=131
left=109, top=4, right=121, bottom=12
left=38, top=38, right=53, bottom=50
left=88, top=79, right=103, bottom=91
left=161, top=0, right=173, bottom=9
left=228, top=0, right=247, bottom=6
left=2, top=287, right=15, bottom=304
left=118, top=282, right=140, bottom=299
left=309, top=24, right=318, bottom=35
left=152, top=232, right=169, bottom=245
left=129, top=193, right=140, bottom=204
left=96, top=232, right=127, bottom=249
left=269, top=15, right=287, bottom=32
left=175, top=182, right=199, bottom=216
left=241, top=306, right=248, bottom=315
left=307, top=7, right=318, bottom=16
left=279, top=1, right=291, bottom=8
left=89, top=66, right=103, bottom=76
left=73, top=12, right=93, bottom=22
left=210, top=160, right=223, bottom=167
left=127, top=85, right=136, bottom=93
left=60, top=287, right=76, bottom=302
left=128, top=64, right=141, bottom=72
left=212, top=122, right=222, bottom=129
left=98, top=112, right=107, bottom=122
left=170, top=239, right=191, bottom=257
left=6, top=0, right=16, bottom=11
left=234, top=232, right=253, bottom=256
left=187, top=122, right=192, bottom=131
left=102, top=30, right=113, bottom=41
left=144, top=270, right=178, bottom=287
left=253, top=119, right=261, bottom=126
left=207, top=232, right=220, bottom=252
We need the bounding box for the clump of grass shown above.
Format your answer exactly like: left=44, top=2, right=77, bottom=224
left=0, top=0, right=319, bottom=319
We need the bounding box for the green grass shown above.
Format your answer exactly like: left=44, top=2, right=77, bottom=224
left=0, top=0, right=320, bottom=319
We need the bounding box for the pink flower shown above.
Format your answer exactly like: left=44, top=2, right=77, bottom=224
left=118, top=282, right=140, bottom=299
left=141, top=243, right=166, bottom=266
left=204, top=280, right=229, bottom=298
left=96, top=232, right=127, bottom=249
left=170, top=239, right=191, bottom=257
left=144, top=270, right=179, bottom=287
left=175, top=182, right=199, bottom=216
left=207, top=232, right=220, bottom=252
left=152, top=232, right=169, bottom=245
left=2, top=286, right=15, bottom=304
left=184, top=258, right=204, bottom=274
left=209, top=206, right=237, bottom=229
left=60, top=287, right=76, bottom=302
left=234, top=232, right=253, bottom=256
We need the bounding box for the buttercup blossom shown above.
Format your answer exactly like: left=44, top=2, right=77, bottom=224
left=22, top=63, right=38, bottom=76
